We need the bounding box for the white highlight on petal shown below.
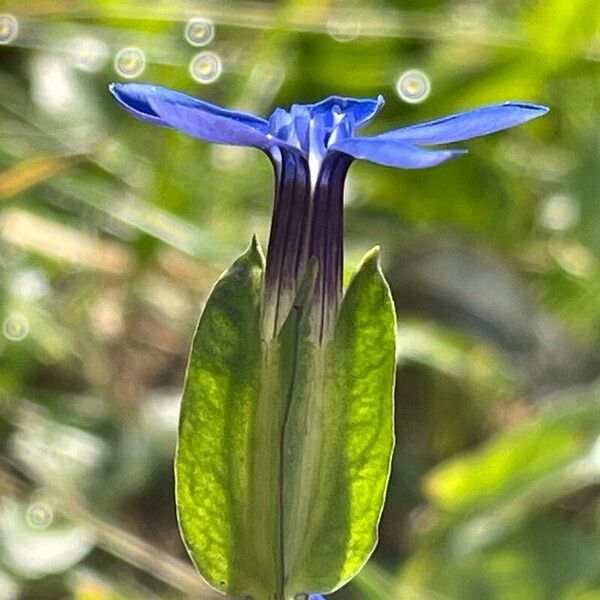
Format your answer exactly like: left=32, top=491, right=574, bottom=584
left=308, top=150, right=321, bottom=192
left=114, top=47, right=145, bottom=79
left=396, top=69, right=431, bottom=104
left=2, top=313, right=29, bottom=342
left=0, top=14, right=18, bottom=45
left=185, top=17, right=215, bottom=47
left=189, top=51, right=222, bottom=84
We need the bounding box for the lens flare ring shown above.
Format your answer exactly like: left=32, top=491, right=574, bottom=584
left=2, top=313, right=29, bottom=342
left=26, top=502, right=54, bottom=529
left=114, top=47, right=146, bottom=79
left=0, top=14, right=18, bottom=45
left=190, top=51, right=222, bottom=84
left=395, top=69, right=431, bottom=104
left=185, top=18, right=215, bottom=47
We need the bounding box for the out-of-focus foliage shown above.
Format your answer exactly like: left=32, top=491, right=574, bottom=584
left=0, top=1, right=598, bottom=599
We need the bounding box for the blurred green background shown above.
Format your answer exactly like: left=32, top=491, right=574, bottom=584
left=0, top=1, right=599, bottom=599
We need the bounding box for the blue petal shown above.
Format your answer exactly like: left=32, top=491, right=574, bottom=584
left=308, top=95, right=385, bottom=128
left=309, top=595, right=326, bottom=600
left=268, top=107, right=295, bottom=143
left=110, top=83, right=270, bottom=147
left=330, top=137, right=466, bottom=169
left=109, top=82, right=169, bottom=126
left=377, top=102, right=549, bottom=145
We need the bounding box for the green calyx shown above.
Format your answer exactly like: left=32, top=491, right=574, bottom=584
left=175, top=238, right=396, bottom=599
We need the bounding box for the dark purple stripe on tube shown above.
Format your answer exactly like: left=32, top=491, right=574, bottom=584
left=264, top=147, right=312, bottom=338
left=308, top=152, right=352, bottom=342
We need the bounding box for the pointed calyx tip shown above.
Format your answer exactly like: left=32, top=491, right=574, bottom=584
left=248, top=234, right=265, bottom=264
left=362, top=245, right=382, bottom=269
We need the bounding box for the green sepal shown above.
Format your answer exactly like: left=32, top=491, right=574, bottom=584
left=283, top=246, right=397, bottom=596
left=175, top=237, right=274, bottom=598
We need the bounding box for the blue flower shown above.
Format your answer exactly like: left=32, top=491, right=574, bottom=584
left=110, top=83, right=548, bottom=340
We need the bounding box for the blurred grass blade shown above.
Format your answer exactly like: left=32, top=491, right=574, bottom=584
left=0, top=208, right=132, bottom=275
left=425, top=388, right=600, bottom=514
left=353, top=560, right=397, bottom=600
left=0, top=154, right=83, bottom=200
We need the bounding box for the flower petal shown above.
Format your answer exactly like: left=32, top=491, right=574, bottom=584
left=377, top=102, right=549, bottom=145
left=110, top=83, right=270, bottom=146
left=110, top=82, right=168, bottom=126
left=330, top=137, right=466, bottom=169
left=307, top=95, right=385, bottom=129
